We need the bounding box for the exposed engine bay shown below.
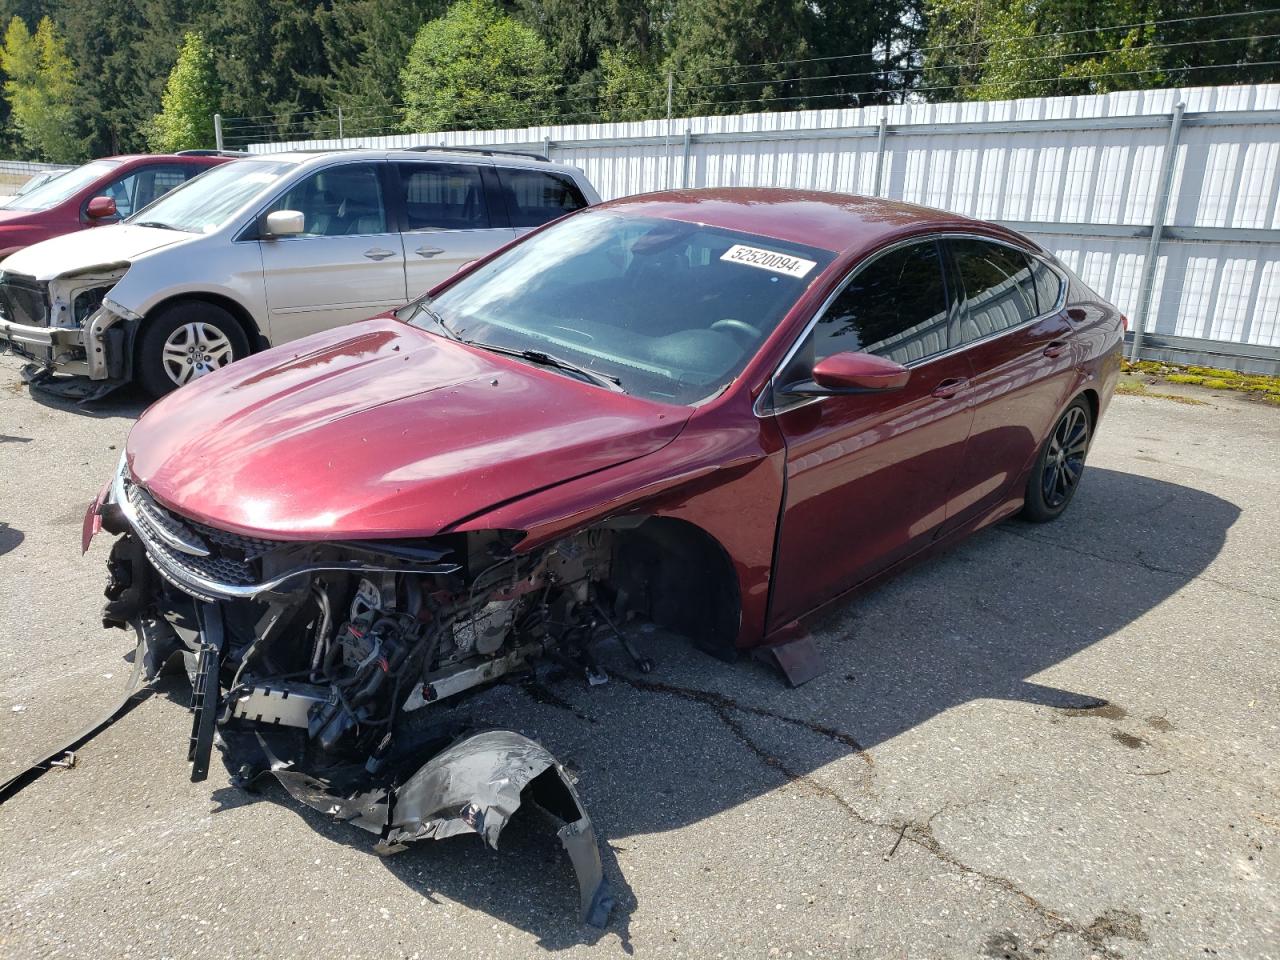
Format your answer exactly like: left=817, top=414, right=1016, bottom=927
left=80, top=458, right=673, bottom=926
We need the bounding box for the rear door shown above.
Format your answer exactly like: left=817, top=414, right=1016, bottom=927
left=936, top=237, right=1078, bottom=533
left=767, top=238, right=975, bottom=629
left=394, top=160, right=515, bottom=297
left=258, top=161, right=407, bottom=343
left=494, top=166, right=589, bottom=236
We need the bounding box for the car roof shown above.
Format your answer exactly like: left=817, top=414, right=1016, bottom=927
left=101, top=154, right=229, bottom=164
left=594, top=188, right=1021, bottom=255
left=260, top=147, right=583, bottom=176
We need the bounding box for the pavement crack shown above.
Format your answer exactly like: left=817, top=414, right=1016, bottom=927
left=614, top=674, right=873, bottom=764
left=996, top=526, right=1280, bottom=605
left=619, top=672, right=1122, bottom=951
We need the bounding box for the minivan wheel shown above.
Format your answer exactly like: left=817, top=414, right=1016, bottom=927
left=137, top=301, right=249, bottom=398
left=1021, top=397, right=1091, bottom=523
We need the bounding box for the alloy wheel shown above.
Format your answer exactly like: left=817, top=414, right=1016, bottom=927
left=161, top=321, right=235, bottom=386
left=1041, top=405, right=1089, bottom=509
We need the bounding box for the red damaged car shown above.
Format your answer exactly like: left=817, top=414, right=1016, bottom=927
left=82, top=188, right=1122, bottom=924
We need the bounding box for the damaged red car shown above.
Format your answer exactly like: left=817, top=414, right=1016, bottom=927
left=82, top=188, right=1122, bottom=924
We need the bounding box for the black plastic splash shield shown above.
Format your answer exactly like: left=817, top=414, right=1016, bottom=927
left=227, top=727, right=615, bottom=927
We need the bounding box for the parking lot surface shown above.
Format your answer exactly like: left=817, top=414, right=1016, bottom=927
left=0, top=354, right=1276, bottom=959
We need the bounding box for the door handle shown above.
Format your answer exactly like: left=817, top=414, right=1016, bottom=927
left=415, top=246, right=445, bottom=258
left=1043, top=340, right=1068, bottom=359
left=931, top=377, right=968, bottom=399
left=363, top=247, right=395, bottom=261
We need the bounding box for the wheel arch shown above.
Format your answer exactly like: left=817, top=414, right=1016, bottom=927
left=597, top=515, right=742, bottom=661
left=143, top=292, right=268, bottom=352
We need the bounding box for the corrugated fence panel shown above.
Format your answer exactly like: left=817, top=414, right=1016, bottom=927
left=250, top=84, right=1280, bottom=355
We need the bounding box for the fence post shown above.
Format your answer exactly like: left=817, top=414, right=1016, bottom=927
left=872, top=115, right=887, bottom=197
left=214, top=113, right=223, bottom=152
left=1129, top=101, right=1185, bottom=362
left=543, top=134, right=552, bottom=160
left=681, top=126, right=692, bottom=188
left=337, top=106, right=344, bottom=141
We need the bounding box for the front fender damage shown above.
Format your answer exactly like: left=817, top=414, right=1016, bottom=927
left=237, top=729, right=613, bottom=926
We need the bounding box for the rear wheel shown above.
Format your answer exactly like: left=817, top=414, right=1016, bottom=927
left=1021, top=397, right=1091, bottom=523
left=137, top=301, right=249, bottom=398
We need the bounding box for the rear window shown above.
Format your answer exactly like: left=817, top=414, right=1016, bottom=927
left=497, top=168, right=587, bottom=228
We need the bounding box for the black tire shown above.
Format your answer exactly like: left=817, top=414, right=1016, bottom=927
left=1021, top=397, right=1092, bottom=523
left=136, top=301, right=250, bottom=398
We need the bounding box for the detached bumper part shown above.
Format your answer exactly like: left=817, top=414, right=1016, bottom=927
left=233, top=729, right=615, bottom=928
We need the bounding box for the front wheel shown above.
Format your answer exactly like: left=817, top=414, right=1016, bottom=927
left=136, top=301, right=249, bottom=398
left=1021, top=398, right=1091, bottom=523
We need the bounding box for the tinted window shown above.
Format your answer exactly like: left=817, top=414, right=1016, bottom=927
left=397, top=162, right=489, bottom=230
left=812, top=240, right=950, bottom=365
left=498, top=168, right=587, bottom=228
left=1031, top=257, right=1064, bottom=314
left=950, top=239, right=1037, bottom=341
left=270, top=163, right=387, bottom=236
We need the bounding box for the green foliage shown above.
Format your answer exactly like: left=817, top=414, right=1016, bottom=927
left=0, top=15, right=82, bottom=161
left=597, top=46, right=668, bottom=122
left=921, top=0, right=1279, bottom=101
left=147, top=31, right=220, bottom=152
left=401, top=0, right=557, bottom=131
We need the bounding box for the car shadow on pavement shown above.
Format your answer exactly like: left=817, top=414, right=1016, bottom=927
left=23, top=381, right=150, bottom=420
left=0, top=522, right=22, bottom=557
left=206, top=465, right=1237, bottom=950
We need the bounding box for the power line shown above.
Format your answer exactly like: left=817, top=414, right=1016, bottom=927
left=690, top=6, right=1280, bottom=76
left=679, top=31, right=1280, bottom=94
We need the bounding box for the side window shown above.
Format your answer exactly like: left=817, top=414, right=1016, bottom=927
left=949, top=239, right=1038, bottom=341
left=497, top=168, right=587, bottom=228
left=812, top=240, right=951, bottom=366
left=396, top=162, right=489, bottom=231
left=269, top=163, right=388, bottom=237
left=96, top=164, right=190, bottom=218
left=1031, top=257, right=1064, bottom=314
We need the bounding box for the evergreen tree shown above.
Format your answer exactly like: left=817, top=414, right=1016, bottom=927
left=147, top=31, right=220, bottom=151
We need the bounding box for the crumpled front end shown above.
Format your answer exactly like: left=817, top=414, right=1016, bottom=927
left=0, top=265, right=133, bottom=399
left=90, top=454, right=624, bottom=926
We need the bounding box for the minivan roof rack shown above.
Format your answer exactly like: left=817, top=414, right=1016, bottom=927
left=176, top=149, right=250, bottom=157
left=404, top=145, right=550, bottom=162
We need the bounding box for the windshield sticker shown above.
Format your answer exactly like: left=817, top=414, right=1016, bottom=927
left=720, top=244, right=817, bottom=278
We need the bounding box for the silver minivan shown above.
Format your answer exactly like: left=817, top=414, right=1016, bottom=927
left=0, top=148, right=600, bottom=397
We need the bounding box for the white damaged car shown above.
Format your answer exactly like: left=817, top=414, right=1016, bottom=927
left=0, top=148, right=598, bottom=398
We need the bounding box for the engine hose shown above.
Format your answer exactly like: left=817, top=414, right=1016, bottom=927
left=308, top=586, right=332, bottom=681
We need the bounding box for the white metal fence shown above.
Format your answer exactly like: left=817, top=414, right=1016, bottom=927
left=248, top=84, right=1280, bottom=372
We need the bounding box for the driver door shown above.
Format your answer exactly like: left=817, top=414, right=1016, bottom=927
left=767, top=238, right=975, bottom=629
left=259, top=161, right=407, bottom=343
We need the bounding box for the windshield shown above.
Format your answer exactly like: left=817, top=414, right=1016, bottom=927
left=404, top=211, right=835, bottom=404
left=125, top=159, right=296, bottom=233
left=3, top=160, right=122, bottom=211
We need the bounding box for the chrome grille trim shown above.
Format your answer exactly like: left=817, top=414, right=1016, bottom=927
left=110, top=455, right=460, bottom=600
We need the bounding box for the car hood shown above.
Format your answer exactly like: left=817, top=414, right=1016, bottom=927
left=125, top=318, right=691, bottom=540
left=0, top=224, right=189, bottom=280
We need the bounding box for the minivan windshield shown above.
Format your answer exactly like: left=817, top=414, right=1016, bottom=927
left=125, top=159, right=297, bottom=233
left=403, top=210, right=835, bottom=405
left=3, top=159, right=123, bottom=211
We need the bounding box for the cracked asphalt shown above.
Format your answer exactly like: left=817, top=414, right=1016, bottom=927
left=0, top=354, right=1276, bottom=959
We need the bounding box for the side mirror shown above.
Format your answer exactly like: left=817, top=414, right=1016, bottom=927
left=782, top=351, right=911, bottom=396
left=264, top=209, right=305, bottom=237
left=86, top=196, right=117, bottom=219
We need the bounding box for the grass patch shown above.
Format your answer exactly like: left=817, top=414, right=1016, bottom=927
left=1123, top=360, right=1280, bottom=406
left=1115, top=377, right=1207, bottom=405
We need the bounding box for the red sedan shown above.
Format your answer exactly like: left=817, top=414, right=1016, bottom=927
left=81, top=188, right=1122, bottom=923
left=0, top=153, right=231, bottom=259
